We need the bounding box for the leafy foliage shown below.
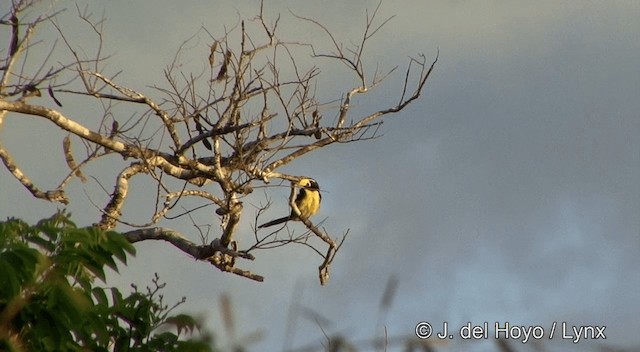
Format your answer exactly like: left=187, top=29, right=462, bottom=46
left=0, top=212, right=215, bottom=352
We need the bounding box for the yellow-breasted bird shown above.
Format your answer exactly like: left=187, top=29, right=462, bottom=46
left=258, top=178, right=321, bottom=229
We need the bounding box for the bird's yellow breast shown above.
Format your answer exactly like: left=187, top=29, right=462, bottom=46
left=296, top=188, right=321, bottom=219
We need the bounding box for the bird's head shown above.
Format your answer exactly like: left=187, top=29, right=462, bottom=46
left=298, top=178, right=319, bottom=190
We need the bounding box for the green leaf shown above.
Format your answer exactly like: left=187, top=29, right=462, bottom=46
left=79, top=253, right=107, bottom=282
left=164, top=314, right=201, bottom=336
left=152, top=331, right=179, bottom=345
left=0, top=247, right=41, bottom=297
left=0, top=254, right=22, bottom=298
left=1, top=214, right=216, bottom=351
left=27, top=234, right=56, bottom=252
left=92, top=287, right=109, bottom=306
left=110, top=287, right=123, bottom=306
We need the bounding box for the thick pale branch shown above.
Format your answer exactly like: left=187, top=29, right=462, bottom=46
left=99, top=163, right=147, bottom=229
left=62, top=135, right=87, bottom=183
left=0, top=141, right=68, bottom=204
left=0, top=100, right=127, bottom=151
left=123, top=227, right=254, bottom=260
left=152, top=189, right=226, bottom=224
left=122, top=227, right=262, bottom=281
left=99, top=155, right=224, bottom=229
left=0, top=101, right=222, bottom=183
left=337, top=86, right=367, bottom=128
left=219, top=198, right=242, bottom=247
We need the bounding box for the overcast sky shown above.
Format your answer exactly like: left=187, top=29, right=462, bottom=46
left=1, top=1, right=639, bottom=351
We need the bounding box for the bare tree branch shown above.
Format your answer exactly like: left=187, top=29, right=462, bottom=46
left=0, top=140, right=68, bottom=204
left=123, top=228, right=263, bottom=282
left=0, top=1, right=435, bottom=285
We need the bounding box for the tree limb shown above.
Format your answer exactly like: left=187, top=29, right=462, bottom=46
left=0, top=141, right=68, bottom=204
left=123, top=228, right=262, bottom=282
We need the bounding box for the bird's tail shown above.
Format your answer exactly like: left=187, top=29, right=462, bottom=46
left=258, top=216, right=291, bottom=229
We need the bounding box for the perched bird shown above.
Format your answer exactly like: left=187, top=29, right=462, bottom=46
left=258, top=178, right=321, bottom=229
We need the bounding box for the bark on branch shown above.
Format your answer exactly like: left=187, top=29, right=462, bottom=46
left=1, top=2, right=436, bottom=285
left=123, top=227, right=263, bottom=282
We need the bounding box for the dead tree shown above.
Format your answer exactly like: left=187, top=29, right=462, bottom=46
left=0, top=0, right=436, bottom=284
